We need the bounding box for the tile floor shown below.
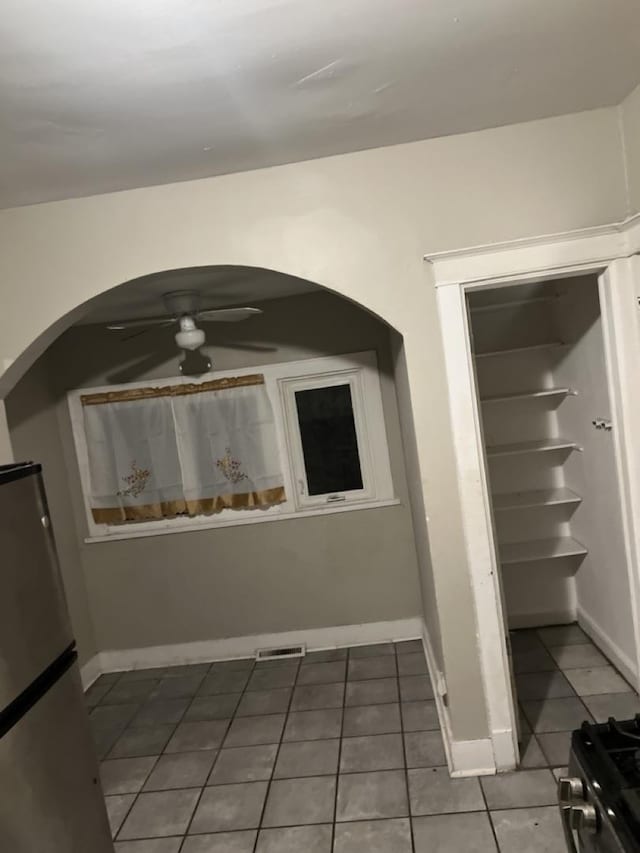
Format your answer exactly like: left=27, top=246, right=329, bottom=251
left=85, top=629, right=640, bottom=852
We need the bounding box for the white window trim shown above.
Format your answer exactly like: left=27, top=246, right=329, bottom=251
left=67, top=350, right=397, bottom=543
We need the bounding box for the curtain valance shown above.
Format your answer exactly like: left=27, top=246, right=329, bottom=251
left=82, top=375, right=285, bottom=524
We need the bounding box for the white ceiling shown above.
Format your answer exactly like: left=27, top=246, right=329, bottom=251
left=3, top=0, right=640, bottom=209
left=80, top=266, right=320, bottom=324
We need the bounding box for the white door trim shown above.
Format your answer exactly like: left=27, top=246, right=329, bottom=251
left=427, top=216, right=640, bottom=769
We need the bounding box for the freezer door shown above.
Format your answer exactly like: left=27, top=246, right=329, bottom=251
left=0, top=660, right=113, bottom=852
left=0, top=467, right=74, bottom=709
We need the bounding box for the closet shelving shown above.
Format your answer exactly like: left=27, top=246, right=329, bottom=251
left=481, top=387, right=575, bottom=404
left=486, top=438, right=581, bottom=458
left=470, top=285, right=587, bottom=575
left=492, top=487, right=582, bottom=512
left=474, top=342, right=567, bottom=359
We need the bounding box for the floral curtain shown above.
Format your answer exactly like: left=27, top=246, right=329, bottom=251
left=81, top=375, right=286, bottom=524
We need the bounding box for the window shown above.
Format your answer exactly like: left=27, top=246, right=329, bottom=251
left=68, top=351, right=396, bottom=541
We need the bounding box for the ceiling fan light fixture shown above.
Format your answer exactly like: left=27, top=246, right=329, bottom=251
left=175, top=315, right=205, bottom=351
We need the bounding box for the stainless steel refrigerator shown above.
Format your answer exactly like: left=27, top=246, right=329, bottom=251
left=0, top=462, right=113, bottom=851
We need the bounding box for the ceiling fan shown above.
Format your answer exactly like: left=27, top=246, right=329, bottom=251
left=106, top=290, right=262, bottom=351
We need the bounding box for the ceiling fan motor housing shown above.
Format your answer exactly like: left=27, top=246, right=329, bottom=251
left=175, top=315, right=205, bottom=350
left=163, top=289, right=202, bottom=316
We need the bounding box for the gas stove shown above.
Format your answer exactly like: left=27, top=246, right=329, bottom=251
left=561, top=717, right=640, bottom=852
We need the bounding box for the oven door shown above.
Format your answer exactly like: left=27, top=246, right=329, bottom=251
left=559, top=752, right=631, bottom=853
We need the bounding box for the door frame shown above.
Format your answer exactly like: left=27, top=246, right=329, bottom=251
left=426, top=215, right=640, bottom=771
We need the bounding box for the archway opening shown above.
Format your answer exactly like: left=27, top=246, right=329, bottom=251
left=5, top=264, right=429, bottom=685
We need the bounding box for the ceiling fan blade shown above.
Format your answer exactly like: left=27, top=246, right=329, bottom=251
left=119, top=324, right=172, bottom=343
left=106, top=316, right=176, bottom=330
left=197, top=307, right=262, bottom=322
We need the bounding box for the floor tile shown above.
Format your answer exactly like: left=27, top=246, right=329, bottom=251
left=345, top=678, right=399, bottom=707
left=536, top=624, right=589, bottom=647
left=491, top=805, right=566, bottom=853
left=92, top=721, right=130, bottom=761
left=189, top=781, right=268, bottom=833
left=334, top=817, right=412, bottom=853
left=104, top=681, right=159, bottom=705
left=163, top=663, right=212, bottom=678
left=283, top=709, right=343, bottom=741
left=401, top=700, right=440, bottom=732
left=224, top=713, right=286, bottom=747
left=119, top=669, right=166, bottom=683
left=521, top=697, right=592, bottom=732
left=109, top=725, right=176, bottom=759
left=481, top=769, right=557, bottom=809
left=262, top=776, right=336, bottom=826
left=119, top=789, right=200, bottom=839
left=349, top=642, right=395, bottom=658
left=255, top=824, right=332, bottom=853
left=397, top=652, right=427, bottom=676
left=408, top=766, right=484, bottom=815
left=165, top=720, right=230, bottom=753
left=199, top=671, right=250, bottom=696
left=564, top=665, right=632, bottom=696
left=404, top=730, right=446, bottom=768
left=399, top=676, right=434, bottom=701
left=106, top=794, right=136, bottom=838
left=92, top=703, right=141, bottom=728
left=342, top=703, right=401, bottom=736
left=509, top=631, right=544, bottom=653
left=236, top=687, right=291, bottom=717
left=290, top=682, right=345, bottom=711
left=512, top=647, right=557, bottom=673
left=515, top=670, right=575, bottom=701
left=519, top=733, right=548, bottom=769
left=248, top=667, right=297, bottom=691
left=143, top=751, right=216, bottom=791
left=296, top=660, right=346, bottom=685
left=132, top=699, right=190, bottom=727
left=151, top=675, right=205, bottom=700
left=208, top=744, right=278, bottom=784
left=395, top=640, right=423, bottom=655
left=184, top=694, right=241, bottom=722
left=536, top=732, right=571, bottom=767
left=274, top=738, right=340, bottom=778
left=181, top=831, right=257, bottom=852
left=413, top=811, right=498, bottom=853
left=101, top=756, right=157, bottom=795
left=336, top=769, right=408, bottom=821
left=582, top=691, right=640, bottom=722
left=348, top=655, right=397, bottom=681
left=339, top=733, right=404, bottom=772
left=211, top=658, right=255, bottom=672
left=549, top=643, right=607, bottom=669
left=115, top=839, right=182, bottom=853
left=301, top=649, right=348, bottom=664
left=86, top=679, right=116, bottom=707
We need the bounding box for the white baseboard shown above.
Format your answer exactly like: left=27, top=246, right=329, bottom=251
left=577, top=606, right=638, bottom=687
left=80, top=654, right=102, bottom=690
left=88, top=616, right=424, bottom=676
left=508, top=610, right=575, bottom=630
left=420, top=620, right=496, bottom=777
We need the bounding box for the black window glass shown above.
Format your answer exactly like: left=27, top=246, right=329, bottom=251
left=294, top=384, right=363, bottom=495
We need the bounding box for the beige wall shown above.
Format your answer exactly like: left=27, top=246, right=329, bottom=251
left=10, top=292, right=423, bottom=654
left=622, top=84, right=640, bottom=215
left=5, top=360, right=97, bottom=666
left=0, top=105, right=629, bottom=741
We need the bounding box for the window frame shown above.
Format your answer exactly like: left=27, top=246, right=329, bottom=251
left=67, top=350, right=397, bottom=542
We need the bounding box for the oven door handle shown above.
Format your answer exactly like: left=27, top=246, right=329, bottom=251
left=560, top=804, right=580, bottom=853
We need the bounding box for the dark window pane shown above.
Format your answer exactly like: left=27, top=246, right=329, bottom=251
left=295, top=384, right=363, bottom=496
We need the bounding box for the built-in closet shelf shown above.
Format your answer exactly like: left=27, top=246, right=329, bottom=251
left=481, top=387, right=576, bottom=404
left=492, top=487, right=582, bottom=512
left=486, top=438, right=581, bottom=458
left=499, top=536, right=588, bottom=565
left=470, top=296, right=554, bottom=314
left=474, top=342, right=566, bottom=359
